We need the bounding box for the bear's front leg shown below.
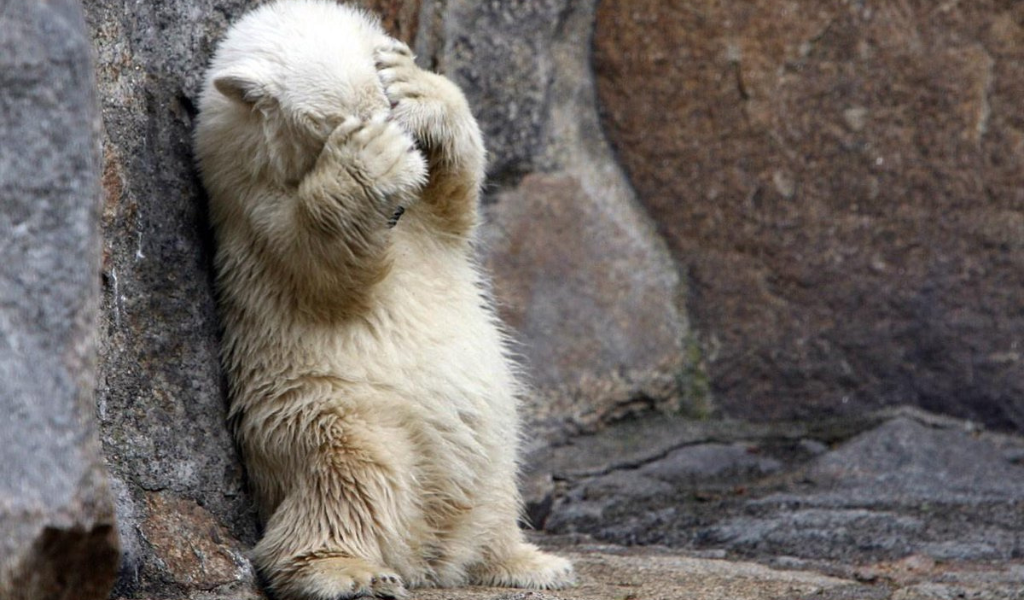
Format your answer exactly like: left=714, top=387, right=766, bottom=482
left=298, top=114, right=426, bottom=239
left=286, top=115, right=426, bottom=316
left=374, top=41, right=485, bottom=238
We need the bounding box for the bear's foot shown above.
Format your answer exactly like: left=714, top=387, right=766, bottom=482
left=470, top=543, right=576, bottom=590
left=272, top=553, right=408, bottom=600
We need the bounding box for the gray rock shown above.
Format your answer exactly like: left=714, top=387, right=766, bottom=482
left=83, top=0, right=262, bottom=596
left=439, top=0, right=569, bottom=184
left=716, top=418, right=1024, bottom=562
left=703, top=509, right=927, bottom=561
left=801, top=417, right=1024, bottom=505
left=639, top=443, right=782, bottom=483
left=0, top=0, right=118, bottom=597
left=544, top=412, right=1024, bottom=565
left=545, top=441, right=782, bottom=540
left=481, top=174, right=689, bottom=441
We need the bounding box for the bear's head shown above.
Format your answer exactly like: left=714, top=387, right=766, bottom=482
left=196, top=0, right=391, bottom=187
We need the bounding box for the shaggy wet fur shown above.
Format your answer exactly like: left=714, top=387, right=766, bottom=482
left=193, top=1, right=575, bottom=598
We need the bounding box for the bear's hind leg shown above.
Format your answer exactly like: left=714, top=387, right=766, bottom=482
left=249, top=407, right=424, bottom=600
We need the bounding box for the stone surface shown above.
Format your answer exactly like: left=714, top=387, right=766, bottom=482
left=136, top=492, right=255, bottom=592
left=702, top=417, right=1024, bottom=563
left=351, top=539, right=1024, bottom=599
left=361, top=0, right=421, bottom=45
left=482, top=174, right=688, bottom=440
left=541, top=410, right=1024, bottom=571
left=805, top=417, right=1024, bottom=505
left=0, top=0, right=119, bottom=597
left=437, top=0, right=568, bottom=184
left=419, top=545, right=860, bottom=600
left=594, top=0, right=1024, bottom=430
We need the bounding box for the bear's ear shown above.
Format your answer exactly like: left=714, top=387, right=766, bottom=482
left=213, top=70, right=273, bottom=105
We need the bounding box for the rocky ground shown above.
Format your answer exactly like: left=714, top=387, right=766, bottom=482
left=422, top=407, right=1024, bottom=600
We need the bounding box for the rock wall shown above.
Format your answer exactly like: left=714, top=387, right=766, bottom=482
left=594, top=0, right=1024, bottom=429
left=0, top=0, right=118, bottom=598
left=85, top=1, right=260, bottom=596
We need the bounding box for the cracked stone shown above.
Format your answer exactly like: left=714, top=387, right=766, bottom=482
left=542, top=412, right=1024, bottom=567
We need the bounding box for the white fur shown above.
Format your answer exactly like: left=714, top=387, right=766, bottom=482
left=194, top=2, right=574, bottom=598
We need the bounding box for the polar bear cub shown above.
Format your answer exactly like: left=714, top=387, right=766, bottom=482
left=193, top=1, right=574, bottom=598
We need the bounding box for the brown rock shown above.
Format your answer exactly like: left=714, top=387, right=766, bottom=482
left=139, top=492, right=255, bottom=591
left=5, top=524, right=120, bottom=600
left=353, top=0, right=421, bottom=44
left=594, top=0, right=1024, bottom=429
left=443, top=0, right=703, bottom=438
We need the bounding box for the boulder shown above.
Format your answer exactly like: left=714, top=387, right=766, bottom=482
left=85, top=0, right=263, bottom=596
left=0, top=0, right=118, bottom=597
left=482, top=173, right=689, bottom=440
